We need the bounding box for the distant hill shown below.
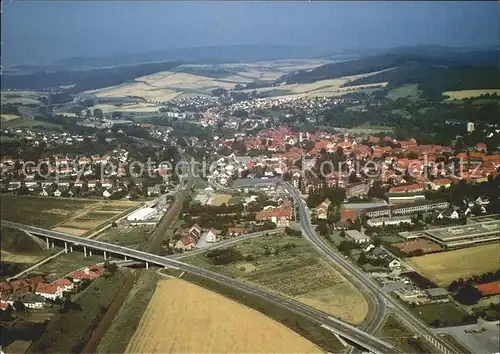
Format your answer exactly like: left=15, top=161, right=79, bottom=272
left=6, top=45, right=327, bottom=73
left=284, top=48, right=499, bottom=85
left=282, top=47, right=500, bottom=100
left=1, top=60, right=183, bottom=92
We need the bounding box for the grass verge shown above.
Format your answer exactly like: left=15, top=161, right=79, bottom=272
left=96, top=270, right=159, bottom=353
left=376, top=315, right=434, bottom=353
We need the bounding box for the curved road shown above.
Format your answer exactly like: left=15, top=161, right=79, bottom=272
left=1, top=220, right=400, bottom=354
left=284, top=182, right=457, bottom=354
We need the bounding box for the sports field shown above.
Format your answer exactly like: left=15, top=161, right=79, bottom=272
left=407, top=243, right=500, bottom=287
left=125, top=279, right=322, bottom=353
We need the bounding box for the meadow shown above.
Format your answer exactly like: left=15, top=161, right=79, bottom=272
left=0, top=195, right=98, bottom=228
left=407, top=243, right=500, bottom=287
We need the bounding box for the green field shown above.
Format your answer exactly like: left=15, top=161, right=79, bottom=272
left=0, top=195, right=98, bottom=228
left=4, top=119, right=62, bottom=130
left=97, top=225, right=154, bottom=250
left=184, top=233, right=369, bottom=325
left=387, top=84, right=421, bottom=101
left=410, top=302, right=471, bottom=328
left=97, top=270, right=159, bottom=353
left=32, top=252, right=104, bottom=281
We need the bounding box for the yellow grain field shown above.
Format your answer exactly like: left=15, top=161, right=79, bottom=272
left=443, top=89, right=500, bottom=100
left=407, top=243, right=500, bottom=287
left=125, top=279, right=322, bottom=353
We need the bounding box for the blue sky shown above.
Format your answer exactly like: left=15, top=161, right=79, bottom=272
left=2, top=1, right=498, bottom=65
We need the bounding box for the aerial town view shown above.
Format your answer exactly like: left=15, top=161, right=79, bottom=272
left=0, top=1, right=499, bottom=354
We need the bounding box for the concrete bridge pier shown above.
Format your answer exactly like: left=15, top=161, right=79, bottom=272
left=46, top=237, right=50, bottom=249
left=89, top=249, right=93, bottom=257
left=84, top=246, right=87, bottom=257
left=145, top=262, right=149, bottom=270
left=69, top=245, right=73, bottom=252
left=51, top=241, right=55, bottom=248
left=124, top=256, right=128, bottom=261
left=103, top=251, right=107, bottom=260
left=64, top=242, right=68, bottom=253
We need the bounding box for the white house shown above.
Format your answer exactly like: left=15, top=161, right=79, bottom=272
left=103, top=190, right=111, bottom=198
left=53, top=189, right=62, bottom=197
left=54, top=278, right=74, bottom=292
left=21, top=294, right=45, bottom=309
left=388, top=259, right=401, bottom=271
left=364, top=244, right=376, bottom=253
left=205, top=229, right=218, bottom=243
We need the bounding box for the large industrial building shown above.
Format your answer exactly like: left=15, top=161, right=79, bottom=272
left=127, top=207, right=157, bottom=222
left=399, top=219, right=500, bottom=248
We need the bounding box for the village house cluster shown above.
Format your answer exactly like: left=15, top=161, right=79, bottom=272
left=0, top=265, right=104, bottom=311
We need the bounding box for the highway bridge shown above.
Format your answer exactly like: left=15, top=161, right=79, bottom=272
left=2, top=219, right=400, bottom=354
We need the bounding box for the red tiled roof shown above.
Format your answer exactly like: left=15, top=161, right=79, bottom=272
left=179, top=235, right=197, bottom=246
left=476, top=280, right=500, bottom=296
left=340, top=209, right=356, bottom=222
left=54, top=278, right=72, bottom=287
left=389, top=183, right=425, bottom=194
left=36, top=283, right=59, bottom=294
left=255, top=208, right=291, bottom=220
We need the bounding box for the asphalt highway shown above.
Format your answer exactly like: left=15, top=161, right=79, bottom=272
left=2, top=219, right=401, bottom=354
left=284, top=182, right=457, bottom=354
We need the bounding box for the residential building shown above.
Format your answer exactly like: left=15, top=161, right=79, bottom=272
left=35, top=283, right=63, bottom=301
left=72, top=265, right=104, bottom=282
left=175, top=235, right=197, bottom=250
left=20, top=294, right=45, bottom=309
left=316, top=199, right=331, bottom=220
left=255, top=208, right=292, bottom=227
left=345, top=230, right=370, bottom=244
left=205, top=229, right=218, bottom=243
left=388, top=259, right=401, bottom=271
left=345, top=183, right=370, bottom=199
left=54, top=278, right=74, bottom=292
left=188, top=224, right=202, bottom=239
left=227, top=227, right=246, bottom=236
left=425, top=288, right=450, bottom=302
